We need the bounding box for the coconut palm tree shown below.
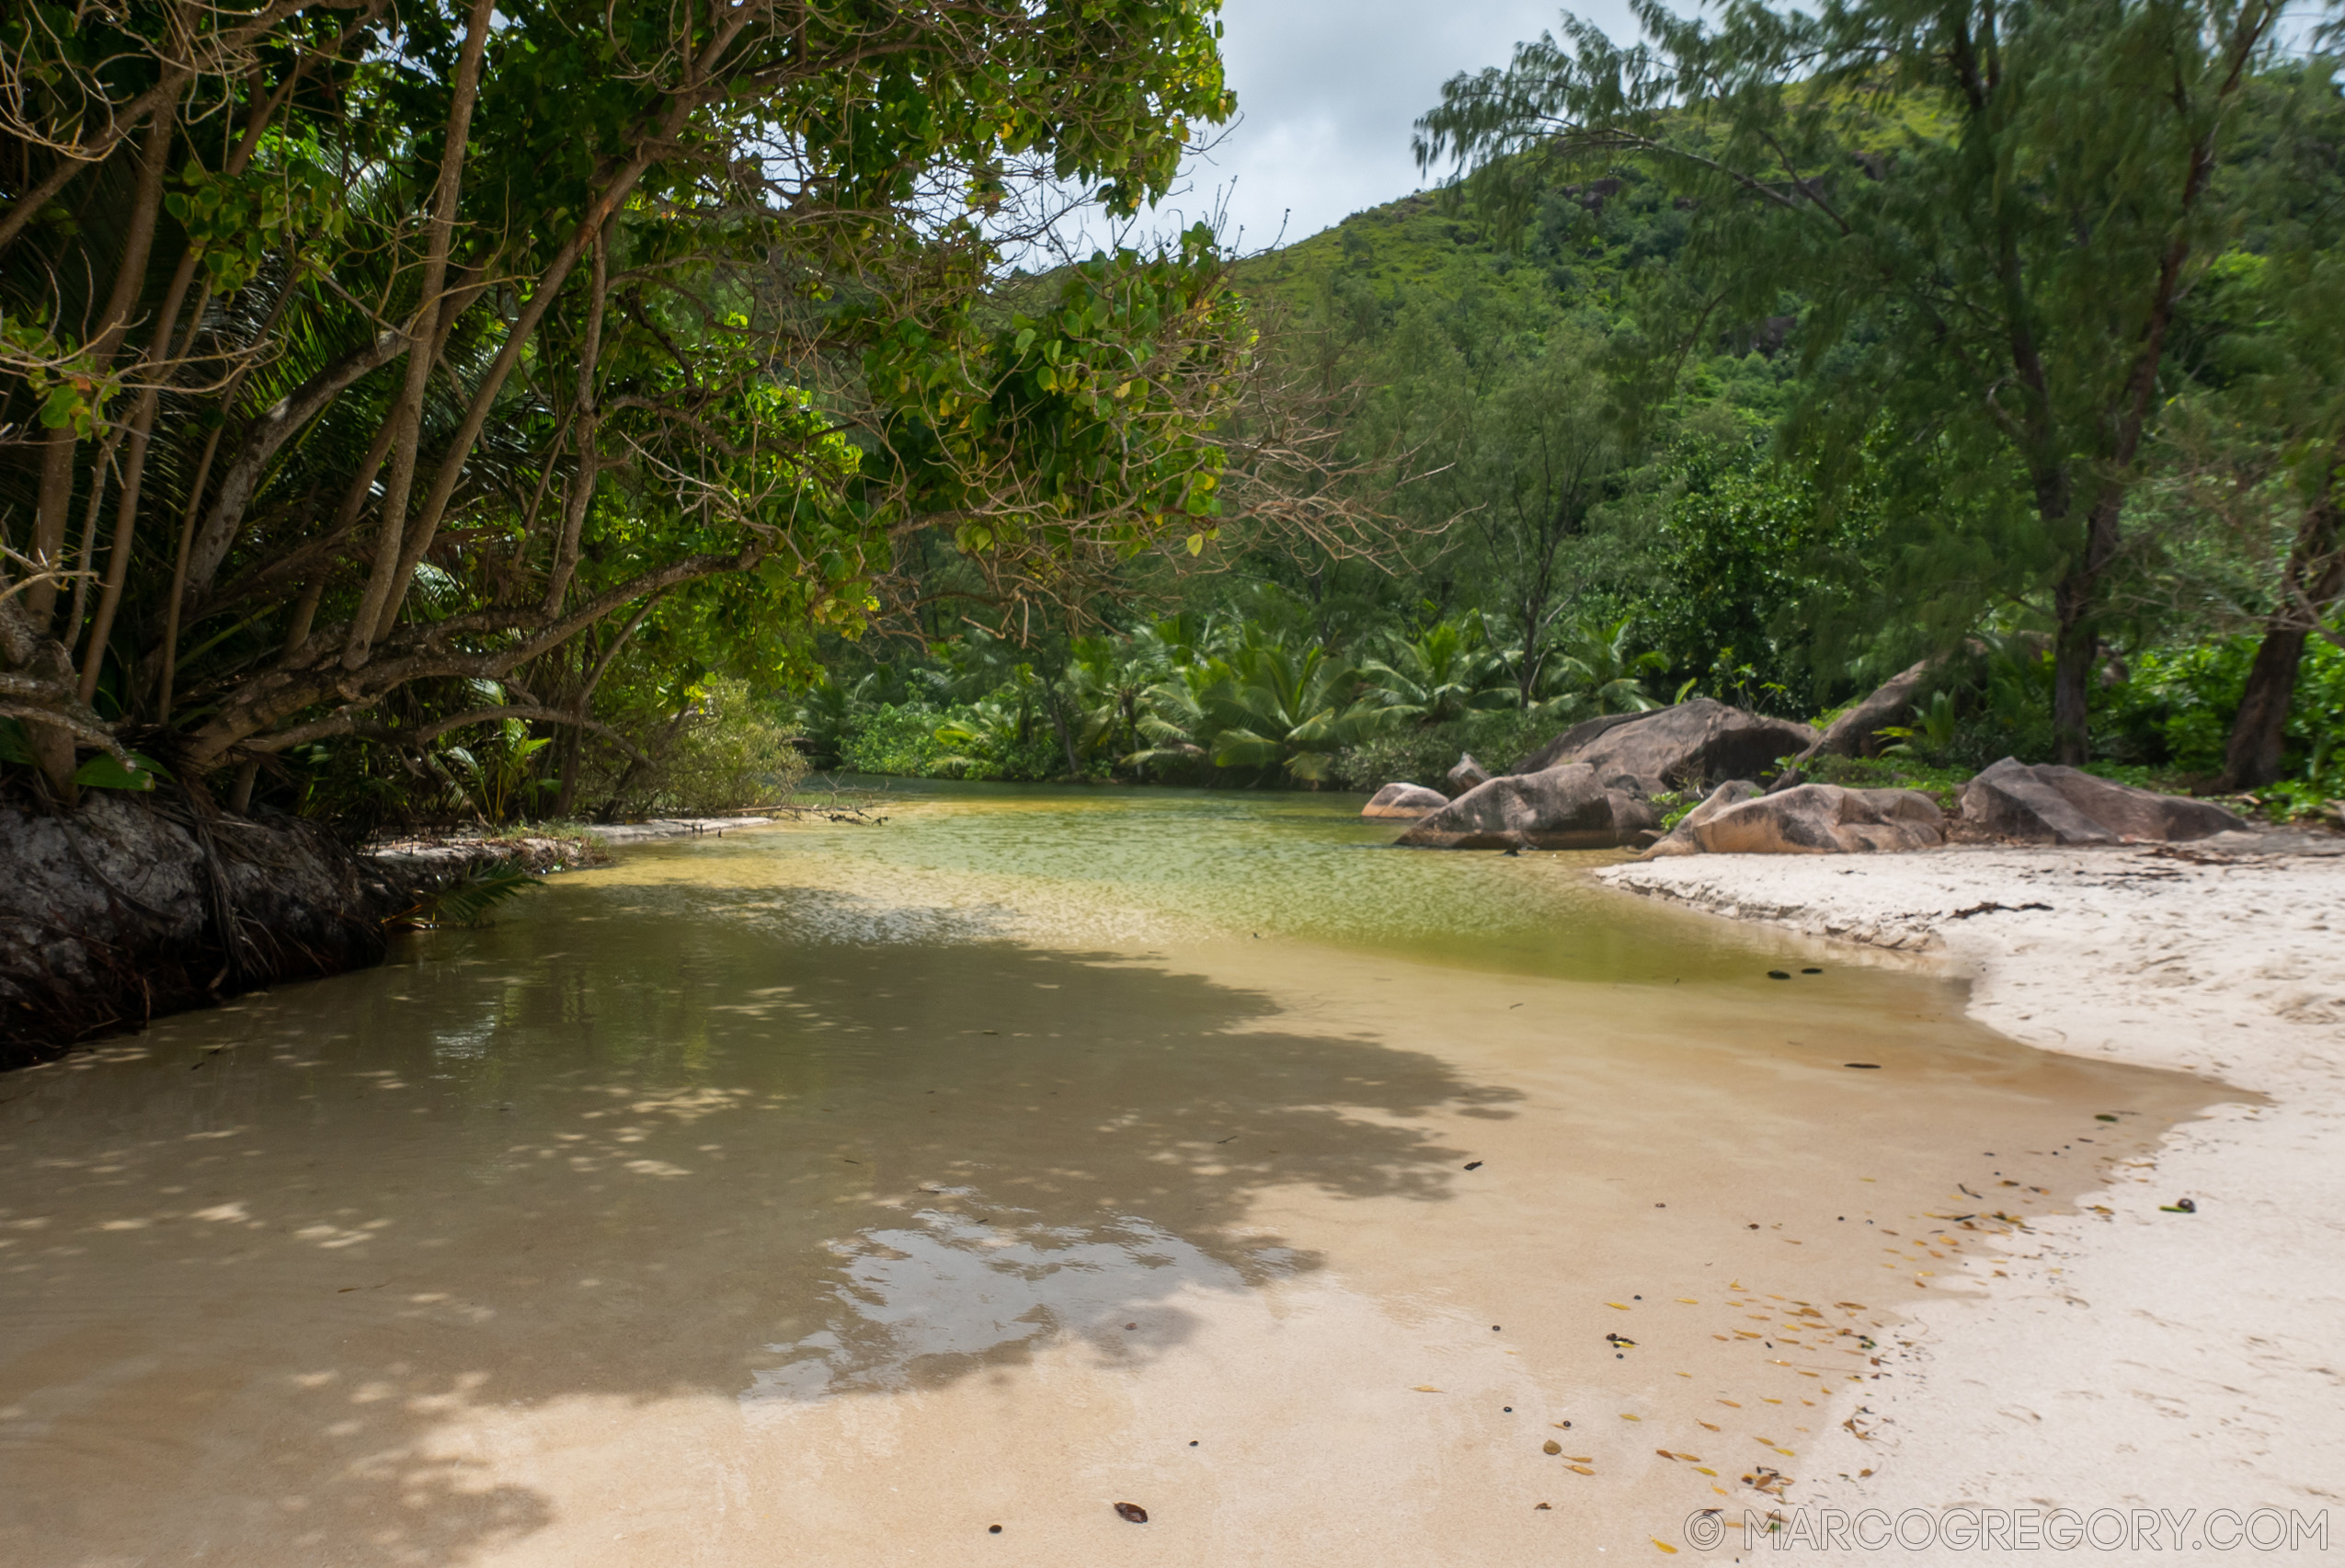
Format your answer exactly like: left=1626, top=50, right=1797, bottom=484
left=1523, top=613, right=1667, bottom=720
left=1130, top=628, right=1386, bottom=784
left=1356, top=614, right=1519, bottom=726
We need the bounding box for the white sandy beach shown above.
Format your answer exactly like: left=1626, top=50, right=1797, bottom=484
left=1601, top=840, right=2345, bottom=1565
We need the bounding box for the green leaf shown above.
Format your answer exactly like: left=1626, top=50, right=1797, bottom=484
left=71, top=751, right=167, bottom=791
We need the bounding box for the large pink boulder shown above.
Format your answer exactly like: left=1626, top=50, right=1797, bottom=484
left=1397, top=763, right=1657, bottom=850
left=1512, top=699, right=1818, bottom=791
left=1960, top=759, right=2246, bottom=844
left=1361, top=782, right=1449, bottom=820
left=1642, top=782, right=1944, bottom=857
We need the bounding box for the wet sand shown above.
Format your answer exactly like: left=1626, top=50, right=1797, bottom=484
left=0, top=790, right=2217, bottom=1565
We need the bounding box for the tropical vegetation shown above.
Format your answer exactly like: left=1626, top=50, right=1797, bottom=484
left=7, top=0, right=2342, bottom=828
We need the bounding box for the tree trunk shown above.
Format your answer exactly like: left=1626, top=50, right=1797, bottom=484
left=2223, top=464, right=2343, bottom=788
left=596, top=700, right=692, bottom=821
left=2050, top=609, right=2096, bottom=767
left=553, top=724, right=586, bottom=818
left=1048, top=686, right=1081, bottom=779
left=343, top=0, right=495, bottom=669
left=2049, top=489, right=2124, bottom=765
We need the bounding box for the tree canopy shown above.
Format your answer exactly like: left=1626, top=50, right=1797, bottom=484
left=1, top=0, right=1241, bottom=807
left=1416, top=0, right=2294, bottom=761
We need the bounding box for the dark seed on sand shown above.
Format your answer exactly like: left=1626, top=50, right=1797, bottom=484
left=1845, top=1063, right=1882, bottom=1070
left=989, top=1525, right=1002, bottom=1534
left=1114, top=1503, right=1149, bottom=1524
left=1767, top=970, right=1790, bottom=979
left=1464, top=1161, right=1483, bottom=1171
left=1802, top=967, right=1823, bottom=974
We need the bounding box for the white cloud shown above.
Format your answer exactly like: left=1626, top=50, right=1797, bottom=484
left=1177, top=0, right=1641, bottom=250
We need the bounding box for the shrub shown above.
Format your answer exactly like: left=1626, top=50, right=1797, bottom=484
left=838, top=703, right=958, bottom=777
left=585, top=677, right=806, bottom=817
left=1332, top=709, right=1557, bottom=792
left=2099, top=635, right=2344, bottom=788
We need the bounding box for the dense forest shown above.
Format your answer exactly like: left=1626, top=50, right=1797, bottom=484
left=806, top=0, right=2345, bottom=819
left=6, top=0, right=2341, bottom=830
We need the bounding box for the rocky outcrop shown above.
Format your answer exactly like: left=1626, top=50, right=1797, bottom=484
left=1513, top=710, right=1651, bottom=772
left=1445, top=753, right=1493, bottom=795
left=1960, top=759, right=2248, bottom=845
left=1643, top=782, right=1945, bottom=858
left=1, top=793, right=390, bottom=1069
left=1640, top=779, right=1763, bottom=853
left=1397, top=762, right=1657, bottom=850
left=1512, top=699, right=1818, bottom=791
left=1361, top=782, right=1449, bottom=820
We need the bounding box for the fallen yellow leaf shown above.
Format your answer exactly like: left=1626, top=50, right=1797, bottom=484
left=1412, top=1385, right=1441, bottom=1392
left=1653, top=1539, right=1679, bottom=1554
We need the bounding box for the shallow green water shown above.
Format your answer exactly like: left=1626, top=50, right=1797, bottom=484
left=611, top=777, right=1792, bottom=985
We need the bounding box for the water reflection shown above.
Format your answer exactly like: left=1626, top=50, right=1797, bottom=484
left=745, top=1200, right=1303, bottom=1410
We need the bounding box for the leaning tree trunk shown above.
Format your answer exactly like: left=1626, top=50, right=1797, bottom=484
left=2223, top=463, right=2343, bottom=789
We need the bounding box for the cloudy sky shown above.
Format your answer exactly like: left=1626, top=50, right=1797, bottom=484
left=1172, top=0, right=1641, bottom=251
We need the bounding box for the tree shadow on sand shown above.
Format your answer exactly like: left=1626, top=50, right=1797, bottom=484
left=0, top=900, right=1520, bottom=1566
